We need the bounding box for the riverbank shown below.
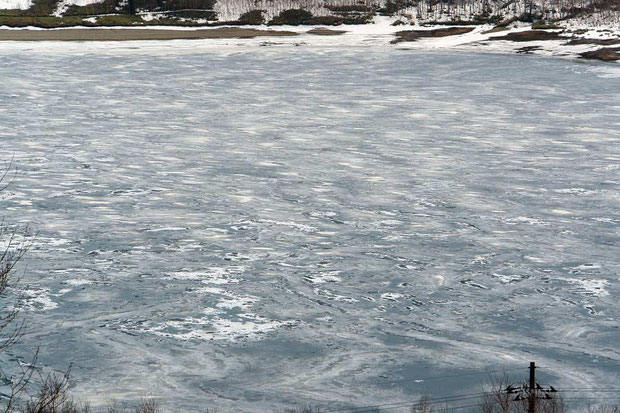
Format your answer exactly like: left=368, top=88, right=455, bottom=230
left=0, top=17, right=619, bottom=62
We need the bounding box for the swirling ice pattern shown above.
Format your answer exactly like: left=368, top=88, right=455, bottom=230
left=0, top=48, right=618, bottom=412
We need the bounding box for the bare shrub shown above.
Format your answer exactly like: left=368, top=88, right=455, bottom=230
left=22, top=370, right=90, bottom=413
left=411, top=395, right=433, bottom=413
left=134, top=399, right=162, bottom=413
left=0, top=162, right=34, bottom=413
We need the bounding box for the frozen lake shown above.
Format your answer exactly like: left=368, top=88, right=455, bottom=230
left=0, top=46, right=619, bottom=411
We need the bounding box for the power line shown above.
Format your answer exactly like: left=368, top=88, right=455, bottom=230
left=398, top=367, right=528, bottom=382
left=440, top=403, right=492, bottom=412
left=323, top=392, right=491, bottom=412
left=321, top=362, right=618, bottom=413
left=333, top=402, right=476, bottom=413
left=323, top=389, right=620, bottom=413
left=339, top=400, right=500, bottom=413
left=557, top=389, right=620, bottom=392
left=325, top=387, right=619, bottom=412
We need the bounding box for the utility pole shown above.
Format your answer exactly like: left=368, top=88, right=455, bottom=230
left=506, top=362, right=557, bottom=412
left=528, top=361, right=536, bottom=413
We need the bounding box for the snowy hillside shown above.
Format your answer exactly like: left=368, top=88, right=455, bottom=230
left=0, top=0, right=618, bottom=31
left=0, top=0, right=32, bottom=10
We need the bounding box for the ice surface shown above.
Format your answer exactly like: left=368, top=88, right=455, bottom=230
left=0, top=48, right=618, bottom=412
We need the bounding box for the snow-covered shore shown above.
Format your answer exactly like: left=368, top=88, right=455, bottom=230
left=0, top=16, right=619, bottom=62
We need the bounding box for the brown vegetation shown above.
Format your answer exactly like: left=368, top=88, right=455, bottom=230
left=482, top=26, right=509, bottom=34
left=566, top=37, right=620, bottom=45
left=237, top=9, right=265, bottom=25
left=489, top=29, right=567, bottom=41
left=307, top=27, right=347, bottom=35
left=392, top=26, right=474, bottom=43
left=516, top=45, right=542, bottom=53
left=580, top=46, right=620, bottom=60
left=0, top=27, right=298, bottom=41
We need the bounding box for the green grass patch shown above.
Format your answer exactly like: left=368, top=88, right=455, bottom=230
left=96, top=14, right=145, bottom=25
left=0, top=15, right=87, bottom=27
left=0, top=9, right=25, bottom=16
left=148, top=16, right=200, bottom=25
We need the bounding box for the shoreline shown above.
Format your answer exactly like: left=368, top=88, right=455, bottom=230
left=0, top=26, right=299, bottom=40
left=0, top=18, right=618, bottom=63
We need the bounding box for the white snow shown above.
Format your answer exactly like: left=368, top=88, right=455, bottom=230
left=53, top=0, right=105, bottom=17
left=0, top=17, right=618, bottom=64
left=0, top=0, right=32, bottom=10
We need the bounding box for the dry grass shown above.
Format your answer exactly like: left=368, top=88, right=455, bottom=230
left=307, top=28, right=347, bottom=35
left=392, top=26, right=474, bottom=43
left=566, top=37, right=620, bottom=45
left=580, top=46, right=620, bottom=61
left=0, top=27, right=298, bottom=41
left=489, top=29, right=567, bottom=41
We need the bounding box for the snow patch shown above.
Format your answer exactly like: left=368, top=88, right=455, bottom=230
left=0, top=0, right=32, bottom=10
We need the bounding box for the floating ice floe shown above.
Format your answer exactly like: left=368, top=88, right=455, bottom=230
left=147, top=313, right=295, bottom=341
left=303, top=270, right=342, bottom=284
left=18, top=287, right=58, bottom=311
left=380, top=292, right=402, bottom=301
left=562, top=278, right=609, bottom=297
left=553, top=188, right=598, bottom=196
left=504, top=216, right=548, bottom=226
left=492, top=273, right=528, bottom=284
left=257, top=219, right=317, bottom=233
left=144, top=226, right=188, bottom=232
left=314, top=288, right=358, bottom=302
left=168, top=266, right=244, bottom=284
left=63, top=279, right=93, bottom=286
left=567, top=263, right=602, bottom=274
left=137, top=305, right=297, bottom=342
left=119, top=274, right=296, bottom=342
